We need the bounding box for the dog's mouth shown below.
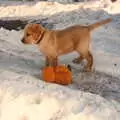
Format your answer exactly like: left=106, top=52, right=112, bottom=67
left=21, top=38, right=28, bottom=44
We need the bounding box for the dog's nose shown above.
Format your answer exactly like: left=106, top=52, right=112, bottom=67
left=21, top=38, right=24, bottom=43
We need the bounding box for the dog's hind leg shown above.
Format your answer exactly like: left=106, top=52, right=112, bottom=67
left=72, top=55, right=84, bottom=64
left=84, top=51, right=93, bottom=72
left=73, top=49, right=93, bottom=72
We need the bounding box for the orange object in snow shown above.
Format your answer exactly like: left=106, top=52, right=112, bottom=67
left=42, top=65, right=72, bottom=85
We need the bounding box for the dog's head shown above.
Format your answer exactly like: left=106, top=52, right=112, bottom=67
left=21, top=24, right=45, bottom=44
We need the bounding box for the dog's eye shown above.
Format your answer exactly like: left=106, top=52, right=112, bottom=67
left=26, top=33, right=30, bottom=36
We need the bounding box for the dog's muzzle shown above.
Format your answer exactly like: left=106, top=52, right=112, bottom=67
left=21, top=38, right=24, bottom=43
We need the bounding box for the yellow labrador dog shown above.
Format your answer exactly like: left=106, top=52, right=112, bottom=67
left=21, top=18, right=111, bottom=72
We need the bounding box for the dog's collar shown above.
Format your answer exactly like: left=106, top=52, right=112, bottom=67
left=36, top=31, right=45, bottom=44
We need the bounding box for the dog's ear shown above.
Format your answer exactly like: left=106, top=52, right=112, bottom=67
left=30, top=24, right=42, bottom=33
left=34, top=24, right=45, bottom=34
left=38, top=25, right=45, bottom=35
left=32, top=24, right=45, bottom=44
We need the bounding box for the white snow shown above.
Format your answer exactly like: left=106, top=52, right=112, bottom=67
left=0, top=1, right=120, bottom=120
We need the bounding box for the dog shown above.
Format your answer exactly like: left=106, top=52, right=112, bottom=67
left=21, top=18, right=112, bottom=72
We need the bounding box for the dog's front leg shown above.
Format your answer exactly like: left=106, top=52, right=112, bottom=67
left=50, top=57, right=58, bottom=67
left=45, top=56, right=58, bottom=67
left=45, top=56, right=49, bottom=67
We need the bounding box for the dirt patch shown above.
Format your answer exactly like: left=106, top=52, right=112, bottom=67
left=0, top=19, right=54, bottom=30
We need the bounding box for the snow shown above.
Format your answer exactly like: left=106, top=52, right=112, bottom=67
left=0, top=1, right=120, bottom=120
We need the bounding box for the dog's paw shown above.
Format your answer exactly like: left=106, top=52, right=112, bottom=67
left=72, top=58, right=81, bottom=64
left=83, top=67, right=93, bottom=72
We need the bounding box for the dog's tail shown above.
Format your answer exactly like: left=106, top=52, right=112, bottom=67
left=88, top=18, right=112, bottom=31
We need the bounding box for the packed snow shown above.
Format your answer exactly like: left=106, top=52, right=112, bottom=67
left=0, top=1, right=120, bottom=120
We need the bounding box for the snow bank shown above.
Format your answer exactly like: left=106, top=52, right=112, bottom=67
left=0, top=1, right=119, bottom=19
left=0, top=75, right=120, bottom=120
